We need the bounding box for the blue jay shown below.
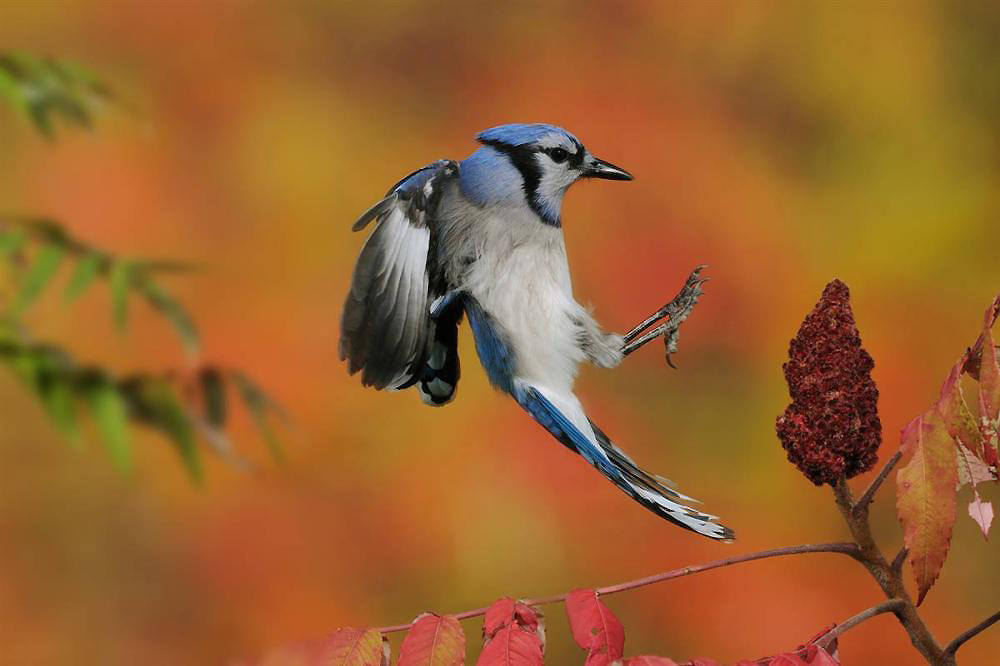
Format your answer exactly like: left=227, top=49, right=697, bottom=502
left=341, top=124, right=733, bottom=540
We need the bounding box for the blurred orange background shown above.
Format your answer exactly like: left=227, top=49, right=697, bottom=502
left=1, top=2, right=998, bottom=664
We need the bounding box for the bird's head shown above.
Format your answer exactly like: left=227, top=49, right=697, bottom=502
left=466, top=123, right=632, bottom=226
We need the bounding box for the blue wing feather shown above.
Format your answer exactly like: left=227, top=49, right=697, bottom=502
left=462, top=295, right=516, bottom=395
left=514, top=386, right=620, bottom=480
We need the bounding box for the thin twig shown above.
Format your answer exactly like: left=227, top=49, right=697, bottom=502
left=376, top=542, right=860, bottom=634
left=943, top=610, right=1000, bottom=658
left=832, top=477, right=950, bottom=665
left=814, top=599, right=906, bottom=650
left=891, top=547, right=908, bottom=576
left=854, top=450, right=902, bottom=514
left=589, top=542, right=861, bottom=597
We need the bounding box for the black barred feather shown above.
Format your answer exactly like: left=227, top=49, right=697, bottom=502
left=417, top=306, right=462, bottom=406
left=588, top=420, right=735, bottom=540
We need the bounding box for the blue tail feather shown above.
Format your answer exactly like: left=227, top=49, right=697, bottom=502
left=514, top=386, right=620, bottom=480
left=461, top=294, right=733, bottom=540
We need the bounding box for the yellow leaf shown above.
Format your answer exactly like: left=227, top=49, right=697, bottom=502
left=321, top=627, right=385, bottom=666
left=896, top=409, right=957, bottom=605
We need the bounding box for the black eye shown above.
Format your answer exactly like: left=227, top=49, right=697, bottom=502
left=548, top=148, right=569, bottom=163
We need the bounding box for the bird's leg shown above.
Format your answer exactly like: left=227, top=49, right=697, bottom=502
left=621, top=265, right=708, bottom=367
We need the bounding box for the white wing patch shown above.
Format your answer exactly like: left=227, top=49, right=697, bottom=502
left=378, top=207, right=431, bottom=388
left=341, top=196, right=432, bottom=390
left=341, top=159, right=459, bottom=393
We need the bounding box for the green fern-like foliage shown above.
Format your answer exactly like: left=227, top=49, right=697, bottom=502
left=0, top=51, right=113, bottom=137
left=0, top=53, right=284, bottom=480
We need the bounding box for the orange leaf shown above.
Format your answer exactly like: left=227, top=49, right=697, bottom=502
left=565, top=589, right=624, bottom=662
left=399, top=614, right=465, bottom=666
left=318, top=628, right=387, bottom=666
left=623, top=657, right=680, bottom=665
left=936, top=359, right=983, bottom=457
left=476, top=625, right=543, bottom=666
left=896, top=410, right=958, bottom=605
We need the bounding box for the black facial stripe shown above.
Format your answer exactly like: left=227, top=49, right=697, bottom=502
left=479, top=138, right=545, bottom=218
left=539, top=145, right=584, bottom=168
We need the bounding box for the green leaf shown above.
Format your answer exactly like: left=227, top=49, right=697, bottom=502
left=0, top=68, right=20, bottom=109
left=132, top=379, right=202, bottom=483
left=0, top=228, right=27, bottom=258
left=8, top=347, right=39, bottom=387
left=199, top=367, right=227, bottom=428
left=42, top=378, right=81, bottom=448
left=134, top=277, right=199, bottom=354
left=89, top=380, right=131, bottom=472
left=11, top=244, right=64, bottom=316
left=109, top=259, right=132, bottom=331
left=0, top=52, right=112, bottom=138
left=63, top=252, right=103, bottom=304
left=232, top=372, right=284, bottom=462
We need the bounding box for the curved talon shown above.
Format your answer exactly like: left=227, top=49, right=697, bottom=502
left=621, top=265, right=707, bottom=359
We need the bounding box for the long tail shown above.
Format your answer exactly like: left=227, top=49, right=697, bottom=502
left=514, top=382, right=734, bottom=541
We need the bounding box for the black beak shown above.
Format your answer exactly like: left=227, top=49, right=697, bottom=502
left=583, top=156, right=633, bottom=181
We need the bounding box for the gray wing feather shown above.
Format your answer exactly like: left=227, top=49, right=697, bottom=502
left=352, top=194, right=399, bottom=232
left=340, top=160, right=459, bottom=390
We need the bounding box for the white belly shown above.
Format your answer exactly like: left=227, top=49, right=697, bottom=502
left=461, top=213, right=586, bottom=391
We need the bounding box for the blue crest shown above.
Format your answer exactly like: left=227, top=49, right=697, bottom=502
left=476, top=123, right=580, bottom=148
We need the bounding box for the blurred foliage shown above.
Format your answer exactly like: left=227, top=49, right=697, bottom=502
left=1, top=216, right=198, bottom=350
left=1, top=4, right=999, bottom=665
left=0, top=53, right=284, bottom=481
left=0, top=51, right=112, bottom=137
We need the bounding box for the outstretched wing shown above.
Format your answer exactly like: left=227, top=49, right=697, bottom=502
left=340, top=160, right=459, bottom=391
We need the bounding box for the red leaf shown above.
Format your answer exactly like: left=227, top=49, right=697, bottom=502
left=399, top=614, right=465, bottom=666
left=803, top=645, right=839, bottom=665
left=565, top=589, right=625, bottom=661
left=623, top=657, right=680, bottom=665
left=317, top=628, right=386, bottom=666
left=896, top=410, right=959, bottom=604
left=978, top=301, right=1000, bottom=425
left=964, top=296, right=1000, bottom=378
left=483, top=598, right=541, bottom=638
left=768, top=656, right=807, bottom=666
left=476, top=625, right=543, bottom=666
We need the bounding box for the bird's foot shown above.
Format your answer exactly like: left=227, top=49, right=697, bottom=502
left=621, top=265, right=708, bottom=366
